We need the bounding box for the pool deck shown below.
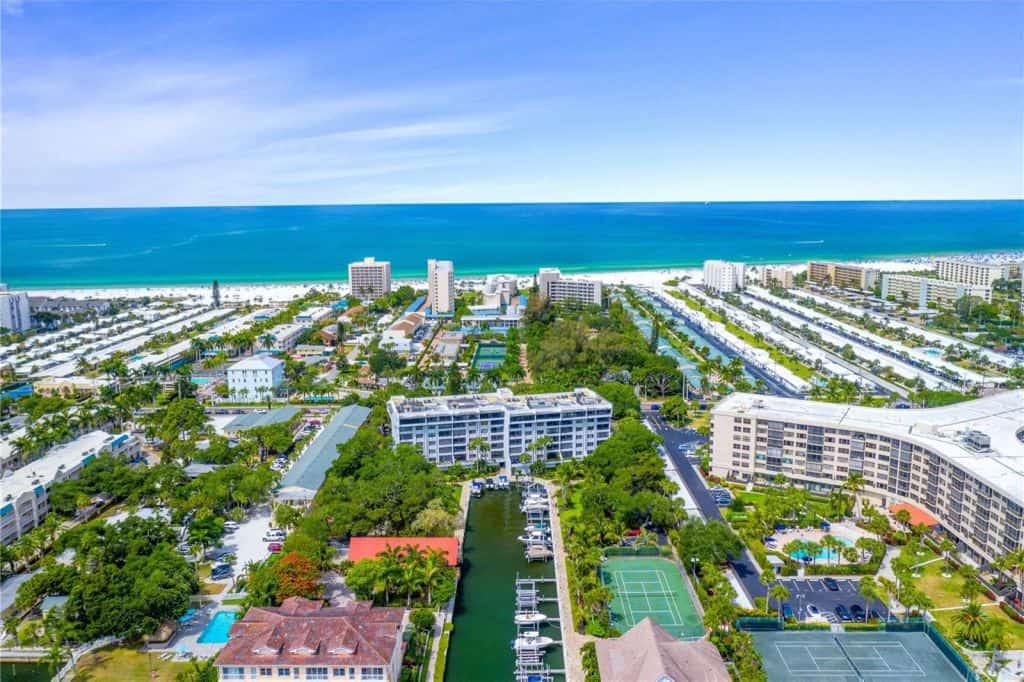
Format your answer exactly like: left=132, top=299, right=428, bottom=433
left=767, top=522, right=872, bottom=567
left=143, top=601, right=241, bottom=661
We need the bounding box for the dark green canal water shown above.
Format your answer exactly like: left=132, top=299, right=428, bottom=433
left=445, top=490, right=564, bottom=682
left=0, top=661, right=53, bottom=681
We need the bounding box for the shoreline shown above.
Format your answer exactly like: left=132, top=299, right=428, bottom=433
left=10, top=250, right=1023, bottom=303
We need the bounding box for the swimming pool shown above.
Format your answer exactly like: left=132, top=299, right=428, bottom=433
left=197, top=611, right=236, bottom=644
left=191, top=377, right=212, bottom=385
left=789, top=537, right=853, bottom=563
left=922, top=348, right=942, bottom=357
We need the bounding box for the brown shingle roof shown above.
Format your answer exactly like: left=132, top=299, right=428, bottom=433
left=595, top=618, right=730, bottom=682
left=214, top=597, right=404, bottom=668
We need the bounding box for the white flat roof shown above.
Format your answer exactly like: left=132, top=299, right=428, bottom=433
left=390, top=387, right=611, bottom=416
left=229, top=355, right=284, bottom=371
left=715, top=390, right=1024, bottom=504
left=2, top=430, right=117, bottom=502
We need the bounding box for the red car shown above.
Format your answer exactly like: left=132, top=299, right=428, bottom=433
left=268, top=543, right=283, bottom=553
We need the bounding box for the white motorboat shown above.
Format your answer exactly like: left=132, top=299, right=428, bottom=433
left=518, top=531, right=551, bottom=544
left=512, top=634, right=555, bottom=650
left=514, top=611, right=549, bottom=626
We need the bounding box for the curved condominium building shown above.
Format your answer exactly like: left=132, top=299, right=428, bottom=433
left=710, top=391, right=1024, bottom=564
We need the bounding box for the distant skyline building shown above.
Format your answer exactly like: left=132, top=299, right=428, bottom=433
left=348, top=257, right=392, bottom=300
left=806, top=261, right=880, bottom=291
left=537, top=268, right=602, bottom=307
left=0, top=285, right=31, bottom=333
left=702, top=260, right=746, bottom=293
left=881, top=273, right=991, bottom=309
left=426, top=259, right=455, bottom=315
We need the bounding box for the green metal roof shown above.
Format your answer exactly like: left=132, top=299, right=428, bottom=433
left=278, top=404, right=371, bottom=494
left=225, top=406, right=302, bottom=432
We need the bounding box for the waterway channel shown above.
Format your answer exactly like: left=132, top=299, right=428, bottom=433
left=445, top=490, right=563, bottom=682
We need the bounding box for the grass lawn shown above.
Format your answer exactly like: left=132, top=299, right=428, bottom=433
left=561, top=489, right=583, bottom=524
left=931, top=605, right=1024, bottom=650
left=914, top=561, right=965, bottom=608
left=73, top=645, right=189, bottom=682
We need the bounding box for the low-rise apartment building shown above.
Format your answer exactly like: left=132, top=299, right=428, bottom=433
left=1, top=431, right=140, bottom=545
left=935, top=259, right=1013, bottom=288
left=702, top=260, right=746, bottom=293
left=264, top=323, right=308, bottom=352
left=709, top=391, right=1024, bottom=565
left=214, top=597, right=405, bottom=682
left=881, top=273, right=991, bottom=309
left=537, top=268, right=602, bottom=307
left=388, top=388, right=612, bottom=470
left=295, top=306, right=334, bottom=324
left=758, top=266, right=795, bottom=289
left=348, top=257, right=392, bottom=301
left=806, top=261, right=880, bottom=291
left=227, top=355, right=284, bottom=401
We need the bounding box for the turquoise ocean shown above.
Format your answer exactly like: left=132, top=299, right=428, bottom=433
left=2, top=201, right=1022, bottom=289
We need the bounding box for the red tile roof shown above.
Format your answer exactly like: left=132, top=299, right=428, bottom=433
left=348, top=537, right=459, bottom=566
left=214, top=597, right=404, bottom=669
left=889, top=502, right=939, bottom=527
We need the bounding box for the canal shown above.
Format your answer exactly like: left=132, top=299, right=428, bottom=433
left=445, top=489, right=563, bottom=682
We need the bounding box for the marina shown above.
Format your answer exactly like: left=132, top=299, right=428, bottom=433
left=445, top=484, right=566, bottom=682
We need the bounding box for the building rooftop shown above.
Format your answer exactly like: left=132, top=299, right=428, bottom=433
left=596, top=618, right=729, bottom=682
left=348, top=537, right=459, bottom=566
left=2, top=430, right=117, bottom=504
left=278, top=404, right=371, bottom=498
left=229, top=355, right=284, bottom=371
left=389, top=387, right=610, bottom=416
left=225, top=406, right=302, bottom=432
left=215, top=597, right=404, bottom=669
left=715, top=390, right=1024, bottom=504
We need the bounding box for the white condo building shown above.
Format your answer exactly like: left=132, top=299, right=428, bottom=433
left=388, top=388, right=612, bottom=470
left=482, top=274, right=519, bottom=307
left=262, top=323, right=308, bottom=352
left=709, top=391, right=1024, bottom=565
left=881, top=273, right=991, bottom=309
left=227, top=355, right=284, bottom=401
left=1, top=431, right=140, bottom=545
left=702, top=261, right=746, bottom=294
left=427, top=259, right=456, bottom=315
left=0, top=286, right=31, bottom=333
left=348, top=257, right=392, bottom=300
left=936, top=259, right=1012, bottom=288
left=537, top=268, right=602, bottom=307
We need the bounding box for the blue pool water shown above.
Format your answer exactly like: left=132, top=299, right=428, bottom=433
left=197, top=611, right=236, bottom=644
left=922, top=348, right=942, bottom=356
left=191, top=377, right=212, bottom=385
left=789, top=537, right=853, bottom=563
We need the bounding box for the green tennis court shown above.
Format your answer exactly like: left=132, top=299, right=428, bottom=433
left=752, top=630, right=966, bottom=681
left=471, top=343, right=507, bottom=370
left=600, top=556, right=704, bottom=639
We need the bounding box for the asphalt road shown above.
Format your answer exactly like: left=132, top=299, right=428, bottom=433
left=646, top=411, right=766, bottom=600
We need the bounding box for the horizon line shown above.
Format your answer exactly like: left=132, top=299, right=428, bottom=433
left=3, top=197, right=1024, bottom=212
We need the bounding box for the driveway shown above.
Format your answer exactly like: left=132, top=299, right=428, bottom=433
left=217, top=505, right=273, bottom=579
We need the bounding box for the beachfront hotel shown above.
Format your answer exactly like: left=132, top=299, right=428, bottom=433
left=1, top=431, right=140, bottom=545
left=758, top=266, right=795, bottom=289
left=348, top=257, right=392, bottom=300
left=702, top=260, right=746, bottom=294
left=709, top=391, right=1024, bottom=564
left=214, top=597, right=405, bottom=682
left=426, top=258, right=455, bottom=315
left=806, top=261, right=880, bottom=291
left=226, top=355, right=284, bottom=401
left=881, top=273, right=991, bottom=309
left=537, top=268, right=603, bottom=307
left=387, top=388, right=612, bottom=470
left=0, top=285, right=32, bottom=333
left=935, top=259, right=1015, bottom=288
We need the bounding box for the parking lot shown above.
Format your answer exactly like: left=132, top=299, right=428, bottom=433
left=777, top=577, right=890, bottom=623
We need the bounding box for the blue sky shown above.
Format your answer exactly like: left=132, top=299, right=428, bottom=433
left=2, top=1, right=1021, bottom=208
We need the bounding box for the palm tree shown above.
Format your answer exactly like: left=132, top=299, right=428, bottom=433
left=769, top=583, right=790, bottom=622
left=952, top=601, right=987, bottom=646
left=842, top=472, right=865, bottom=517
left=938, top=537, right=957, bottom=577
left=420, top=548, right=449, bottom=605
left=959, top=576, right=984, bottom=603
left=467, top=437, right=490, bottom=465
left=858, top=577, right=879, bottom=621
left=983, top=618, right=1009, bottom=673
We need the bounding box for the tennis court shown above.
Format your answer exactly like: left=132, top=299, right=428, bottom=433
left=472, top=343, right=507, bottom=370
left=752, top=630, right=966, bottom=681
left=600, top=556, right=703, bottom=639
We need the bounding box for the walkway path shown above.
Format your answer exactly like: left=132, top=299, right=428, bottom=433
left=547, top=480, right=589, bottom=682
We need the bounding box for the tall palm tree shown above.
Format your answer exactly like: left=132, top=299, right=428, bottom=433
left=842, top=471, right=865, bottom=517
left=859, top=577, right=879, bottom=621
left=952, top=601, right=987, bottom=646
left=769, top=583, right=790, bottom=621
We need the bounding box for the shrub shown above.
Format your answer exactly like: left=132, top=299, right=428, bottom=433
left=582, top=641, right=601, bottom=682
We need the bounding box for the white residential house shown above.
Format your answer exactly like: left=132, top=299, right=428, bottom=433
left=227, top=355, right=284, bottom=401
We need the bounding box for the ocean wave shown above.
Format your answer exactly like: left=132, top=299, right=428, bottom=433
left=40, top=242, right=109, bottom=248
left=794, top=239, right=825, bottom=244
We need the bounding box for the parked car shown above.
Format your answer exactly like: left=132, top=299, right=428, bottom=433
left=782, top=603, right=794, bottom=620
left=850, top=604, right=865, bottom=621
left=823, top=578, right=840, bottom=591
left=223, top=521, right=239, bottom=532
left=267, top=542, right=283, bottom=553
left=806, top=604, right=820, bottom=618
left=835, top=605, right=852, bottom=622
left=264, top=530, right=286, bottom=542
left=210, top=564, right=233, bottom=579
